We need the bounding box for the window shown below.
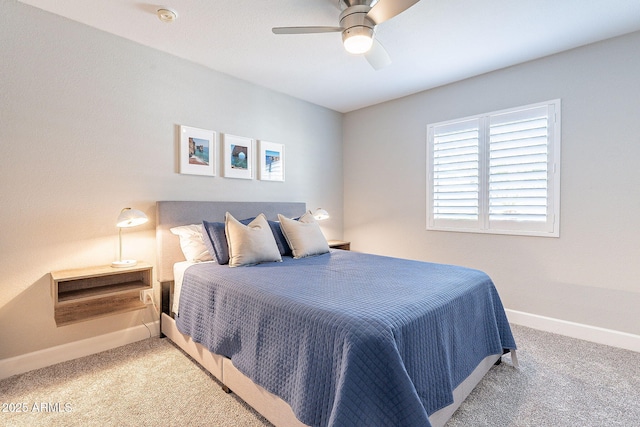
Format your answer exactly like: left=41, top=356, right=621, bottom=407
left=427, top=100, right=561, bottom=237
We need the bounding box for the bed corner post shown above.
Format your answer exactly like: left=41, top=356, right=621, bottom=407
left=159, top=281, right=172, bottom=338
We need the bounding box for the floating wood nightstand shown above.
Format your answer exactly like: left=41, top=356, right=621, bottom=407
left=328, top=240, right=351, bottom=251
left=51, top=263, right=152, bottom=326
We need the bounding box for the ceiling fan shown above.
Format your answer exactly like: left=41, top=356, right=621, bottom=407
left=272, top=0, right=421, bottom=70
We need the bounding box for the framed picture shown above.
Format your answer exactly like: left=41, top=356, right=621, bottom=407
left=258, top=140, right=285, bottom=182
left=222, top=134, right=254, bottom=179
left=179, top=125, right=216, bottom=176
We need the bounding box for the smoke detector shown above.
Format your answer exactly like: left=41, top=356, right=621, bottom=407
left=157, top=8, right=178, bottom=23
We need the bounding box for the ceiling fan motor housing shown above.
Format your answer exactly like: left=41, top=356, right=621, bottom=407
left=340, top=0, right=378, bottom=8
left=340, top=4, right=375, bottom=44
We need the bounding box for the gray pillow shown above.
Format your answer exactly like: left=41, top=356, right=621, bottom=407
left=225, top=212, right=282, bottom=267
left=277, top=211, right=329, bottom=259
left=202, top=217, right=254, bottom=264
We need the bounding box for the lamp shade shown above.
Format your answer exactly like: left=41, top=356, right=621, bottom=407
left=116, top=208, right=148, bottom=228
left=312, top=208, right=330, bottom=221
left=112, top=208, right=148, bottom=268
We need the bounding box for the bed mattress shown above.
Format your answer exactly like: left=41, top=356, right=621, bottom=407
left=175, top=249, right=515, bottom=427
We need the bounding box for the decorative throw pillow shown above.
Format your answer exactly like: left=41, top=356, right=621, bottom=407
left=277, top=211, right=330, bottom=259
left=268, top=220, right=292, bottom=256
left=170, top=224, right=213, bottom=262
left=202, top=217, right=254, bottom=264
left=225, top=212, right=282, bottom=267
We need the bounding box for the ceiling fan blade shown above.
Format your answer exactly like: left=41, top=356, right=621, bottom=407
left=365, top=38, right=392, bottom=70
left=366, top=0, right=420, bottom=25
left=272, top=26, right=342, bottom=35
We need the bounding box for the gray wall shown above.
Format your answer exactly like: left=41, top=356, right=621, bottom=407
left=343, top=30, right=640, bottom=335
left=2, top=0, right=638, bottom=362
left=0, top=1, right=343, bottom=359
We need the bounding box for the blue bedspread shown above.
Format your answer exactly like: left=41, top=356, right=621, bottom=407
left=176, top=250, right=515, bottom=427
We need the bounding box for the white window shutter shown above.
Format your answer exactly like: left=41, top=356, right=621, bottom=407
left=428, top=118, right=481, bottom=230
left=488, top=103, right=559, bottom=235
left=427, top=100, right=560, bottom=237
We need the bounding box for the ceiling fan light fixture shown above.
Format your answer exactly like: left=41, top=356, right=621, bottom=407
left=342, top=26, right=374, bottom=54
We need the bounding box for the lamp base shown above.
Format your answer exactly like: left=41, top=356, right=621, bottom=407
left=111, top=259, right=138, bottom=268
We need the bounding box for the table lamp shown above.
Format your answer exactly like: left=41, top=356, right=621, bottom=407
left=112, top=207, right=148, bottom=268
left=312, top=208, right=330, bottom=221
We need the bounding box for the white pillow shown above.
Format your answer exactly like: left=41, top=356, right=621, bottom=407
left=225, top=212, right=282, bottom=267
left=170, top=224, right=213, bottom=262
left=277, top=211, right=329, bottom=259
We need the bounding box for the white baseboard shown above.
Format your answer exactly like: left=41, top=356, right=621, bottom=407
left=3, top=312, right=637, bottom=380
left=0, top=321, right=160, bottom=380
left=506, top=309, right=640, bottom=353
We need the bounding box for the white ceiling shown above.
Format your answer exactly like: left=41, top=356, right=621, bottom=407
left=18, top=0, right=640, bottom=113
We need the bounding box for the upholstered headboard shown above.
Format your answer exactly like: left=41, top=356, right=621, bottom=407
left=156, top=201, right=306, bottom=283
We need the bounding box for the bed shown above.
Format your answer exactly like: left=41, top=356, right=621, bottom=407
left=156, top=201, right=516, bottom=427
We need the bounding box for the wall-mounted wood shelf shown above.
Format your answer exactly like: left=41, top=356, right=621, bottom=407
left=328, top=240, right=351, bottom=251
left=51, top=263, right=152, bottom=326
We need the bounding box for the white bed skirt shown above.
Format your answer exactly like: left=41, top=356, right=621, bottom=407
left=161, top=313, right=501, bottom=427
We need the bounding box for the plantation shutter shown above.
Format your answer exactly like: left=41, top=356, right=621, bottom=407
left=428, top=118, right=481, bottom=230
left=488, top=104, right=558, bottom=234
left=427, top=100, right=560, bottom=237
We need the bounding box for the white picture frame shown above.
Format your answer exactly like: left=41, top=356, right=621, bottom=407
left=222, top=134, right=254, bottom=179
left=179, top=125, right=216, bottom=176
left=258, top=140, right=285, bottom=182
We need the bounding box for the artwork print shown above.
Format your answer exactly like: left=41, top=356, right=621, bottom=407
left=223, top=134, right=254, bottom=179
left=259, top=140, right=285, bottom=181
left=231, top=144, right=248, bottom=170
left=179, top=125, right=216, bottom=176
left=189, top=137, right=209, bottom=166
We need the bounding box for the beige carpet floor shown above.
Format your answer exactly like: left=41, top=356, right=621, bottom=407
left=2, top=324, right=639, bottom=426
left=1, top=337, right=270, bottom=427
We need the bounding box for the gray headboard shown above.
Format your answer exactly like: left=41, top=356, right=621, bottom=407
left=156, top=201, right=306, bottom=283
